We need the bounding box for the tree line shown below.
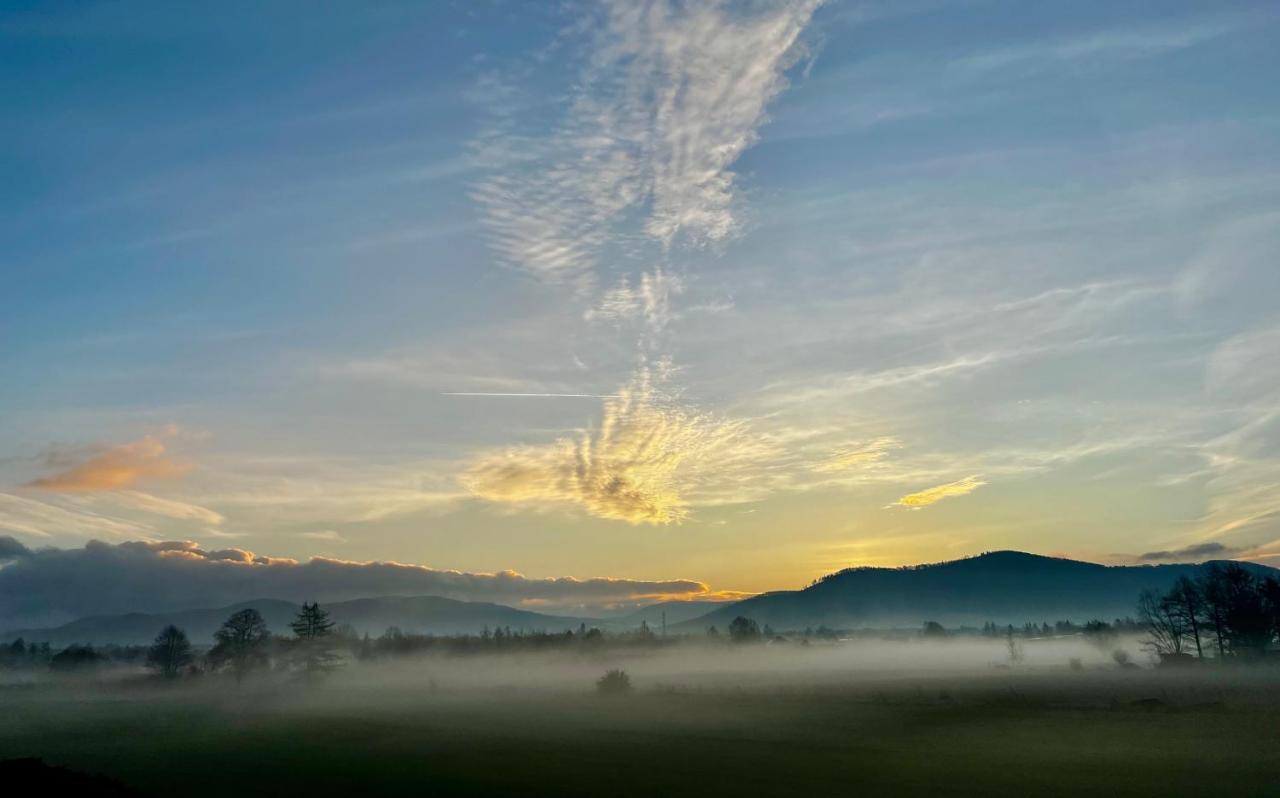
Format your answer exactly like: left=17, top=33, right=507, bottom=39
left=150, top=602, right=342, bottom=681
left=0, top=602, right=344, bottom=682
left=1138, top=562, right=1280, bottom=662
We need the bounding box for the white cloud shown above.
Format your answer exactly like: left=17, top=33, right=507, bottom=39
left=472, top=0, right=821, bottom=286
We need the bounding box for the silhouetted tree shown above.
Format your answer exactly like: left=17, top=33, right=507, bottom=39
left=210, top=608, right=270, bottom=682
left=921, top=621, right=947, bottom=639
left=146, top=625, right=192, bottom=679
left=1216, top=564, right=1273, bottom=656
left=728, top=616, right=760, bottom=643
left=1263, top=576, right=1280, bottom=647
left=1138, top=589, right=1186, bottom=659
left=1082, top=619, right=1117, bottom=649
left=1200, top=565, right=1231, bottom=657
left=290, top=601, right=335, bottom=639
left=1166, top=575, right=1206, bottom=658
left=1004, top=626, right=1023, bottom=664
left=289, top=602, right=341, bottom=680
left=357, top=633, right=375, bottom=661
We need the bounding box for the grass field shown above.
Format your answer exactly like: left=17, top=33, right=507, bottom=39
left=3, top=647, right=1279, bottom=796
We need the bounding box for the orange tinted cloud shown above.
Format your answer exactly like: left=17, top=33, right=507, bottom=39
left=25, top=435, right=191, bottom=492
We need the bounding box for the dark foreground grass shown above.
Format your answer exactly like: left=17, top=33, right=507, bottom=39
left=2, top=671, right=1278, bottom=797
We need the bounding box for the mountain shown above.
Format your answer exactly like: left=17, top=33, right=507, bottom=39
left=602, top=600, right=734, bottom=630
left=679, top=551, right=1280, bottom=631
left=5, top=595, right=591, bottom=647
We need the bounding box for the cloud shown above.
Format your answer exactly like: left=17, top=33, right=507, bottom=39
left=812, top=437, right=902, bottom=473
left=951, top=15, right=1242, bottom=76
left=0, top=538, right=720, bottom=630
left=0, top=535, right=31, bottom=561
left=196, top=457, right=466, bottom=525
left=462, top=368, right=776, bottom=524
left=1188, top=321, right=1280, bottom=546
left=295, top=530, right=347, bottom=543
left=82, top=491, right=225, bottom=527
left=472, top=0, right=821, bottom=286
left=887, top=475, right=986, bottom=509
left=0, top=492, right=146, bottom=539
left=1136, top=541, right=1238, bottom=563
left=24, top=433, right=190, bottom=492
left=585, top=268, right=684, bottom=337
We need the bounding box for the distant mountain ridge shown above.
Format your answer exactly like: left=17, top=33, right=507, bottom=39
left=679, top=551, right=1280, bottom=631
left=5, top=595, right=593, bottom=647
left=11, top=551, right=1277, bottom=645
left=602, top=600, right=733, bottom=630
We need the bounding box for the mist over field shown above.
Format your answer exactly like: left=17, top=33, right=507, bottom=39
left=6, top=631, right=1280, bottom=797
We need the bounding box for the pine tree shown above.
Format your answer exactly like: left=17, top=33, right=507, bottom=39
left=289, top=602, right=341, bottom=681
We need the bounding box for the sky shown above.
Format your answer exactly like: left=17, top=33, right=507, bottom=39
left=2, top=0, right=1279, bottom=623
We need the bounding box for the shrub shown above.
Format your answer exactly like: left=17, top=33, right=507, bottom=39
left=596, top=669, right=632, bottom=695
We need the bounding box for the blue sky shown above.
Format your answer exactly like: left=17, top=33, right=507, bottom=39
left=2, top=0, right=1279, bottom=611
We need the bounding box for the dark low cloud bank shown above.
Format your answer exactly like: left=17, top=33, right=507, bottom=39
left=0, top=535, right=31, bottom=561
left=0, top=539, right=710, bottom=631
left=1137, top=541, right=1236, bottom=563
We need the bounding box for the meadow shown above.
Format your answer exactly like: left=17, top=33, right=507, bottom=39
left=3, top=639, right=1278, bottom=796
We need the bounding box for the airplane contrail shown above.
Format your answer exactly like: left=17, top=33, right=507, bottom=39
left=441, top=392, right=621, bottom=398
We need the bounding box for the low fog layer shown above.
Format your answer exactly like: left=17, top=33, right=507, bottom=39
left=1, top=634, right=1151, bottom=692
left=313, top=636, right=1154, bottom=696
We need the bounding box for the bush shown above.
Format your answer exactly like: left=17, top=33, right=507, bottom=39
left=49, top=645, right=104, bottom=673
left=596, top=669, right=632, bottom=695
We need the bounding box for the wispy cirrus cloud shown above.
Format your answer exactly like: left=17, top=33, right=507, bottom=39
left=951, top=14, right=1247, bottom=77
left=812, top=437, right=902, bottom=473
left=585, top=267, right=684, bottom=337
left=0, top=493, right=144, bottom=539
left=193, top=456, right=467, bottom=526
left=461, top=1, right=825, bottom=524
left=74, top=491, right=225, bottom=527
left=472, top=0, right=821, bottom=286
left=1188, top=320, right=1280, bottom=545
left=887, top=475, right=986, bottom=510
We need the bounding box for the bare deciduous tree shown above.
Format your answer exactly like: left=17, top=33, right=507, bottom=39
left=146, top=624, right=192, bottom=679
left=1137, top=589, right=1186, bottom=659
left=210, top=608, right=270, bottom=682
